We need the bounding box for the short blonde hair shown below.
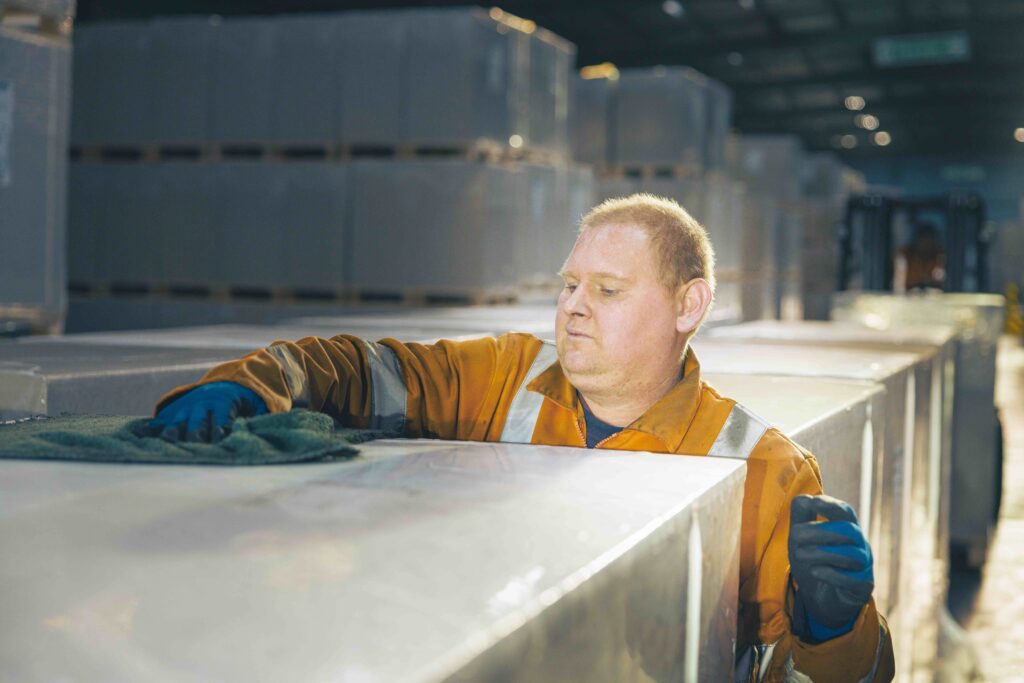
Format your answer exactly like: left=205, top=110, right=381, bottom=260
left=579, top=193, right=716, bottom=294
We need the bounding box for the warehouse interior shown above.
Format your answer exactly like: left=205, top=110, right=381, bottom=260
left=2, top=0, right=1023, bottom=679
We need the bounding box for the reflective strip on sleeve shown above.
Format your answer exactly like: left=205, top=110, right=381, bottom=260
left=499, top=342, right=559, bottom=444
left=266, top=343, right=311, bottom=408
left=363, top=340, right=408, bottom=432
left=707, top=402, right=770, bottom=460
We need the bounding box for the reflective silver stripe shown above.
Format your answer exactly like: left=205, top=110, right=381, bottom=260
left=499, top=342, right=559, bottom=444
left=363, top=340, right=408, bottom=432
left=758, top=642, right=778, bottom=682
left=266, top=343, right=311, bottom=408
left=707, top=402, right=770, bottom=460
left=855, top=624, right=888, bottom=683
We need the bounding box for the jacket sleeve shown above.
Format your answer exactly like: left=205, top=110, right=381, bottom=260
left=154, top=332, right=545, bottom=441
left=743, top=430, right=895, bottom=682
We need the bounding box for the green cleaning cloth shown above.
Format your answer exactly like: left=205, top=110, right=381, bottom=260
left=0, top=410, right=390, bottom=466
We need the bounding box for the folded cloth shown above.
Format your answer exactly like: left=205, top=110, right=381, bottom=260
left=0, top=410, right=390, bottom=466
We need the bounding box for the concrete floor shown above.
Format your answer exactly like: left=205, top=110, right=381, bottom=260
left=947, top=336, right=1024, bottom=681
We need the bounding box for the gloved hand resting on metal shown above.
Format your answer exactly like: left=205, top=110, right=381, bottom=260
left=788, top=494, right=874, bottom=644
left=150, top=381, right=268, bottom=443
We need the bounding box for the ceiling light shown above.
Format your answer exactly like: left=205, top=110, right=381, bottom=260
left=509, top=134, right=524, bottom=149
left=844, top=96, right=865, bottom=111
left=738, top=0, right=755, bottom=8
left=855, top=114, right=879, bottom=130
left=873, top=131, right=891, bottom=146
left=579, top=62, right=619, bottom=81
left=1015, top=128, right=1024, bottom=143
left=662, top=0, right=685, bottom=18
left=727, top=51, right=744, bottom=66
left=840, top=134, right=858, bottom=149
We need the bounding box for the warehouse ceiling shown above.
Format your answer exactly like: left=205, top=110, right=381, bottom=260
left=76, top=0, right=1024, bottom=158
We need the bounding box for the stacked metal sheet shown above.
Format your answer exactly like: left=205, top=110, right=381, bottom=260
left=0, top=22, right=71, bottom=334
left=691, top=338, right=921, bottom=662
left=706, top=319, right=959, bottom=678
left=0, top=439, right=744, bottom=681
left=0, top=339, right=243, bottom=416
left=832, top=292, right=1006, bottom=568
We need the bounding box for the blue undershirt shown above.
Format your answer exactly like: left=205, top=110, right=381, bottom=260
left=580, top=394, right=623, bottom=448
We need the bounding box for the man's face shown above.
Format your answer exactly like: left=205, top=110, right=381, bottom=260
left=556, top=223, right=685, bottom=397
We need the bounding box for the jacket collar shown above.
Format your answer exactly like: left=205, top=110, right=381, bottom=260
left=528, top=347, right=704, bottom=452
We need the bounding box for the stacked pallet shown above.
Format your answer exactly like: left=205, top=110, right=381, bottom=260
left=0, top=0, right=73, bottom=334
left=68, top=8, right=594, bottom=311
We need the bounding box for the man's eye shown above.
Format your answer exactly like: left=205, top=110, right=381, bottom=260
left=564, top=283, right=577, bottom=293
left=600, top=288, right=618, bottom=296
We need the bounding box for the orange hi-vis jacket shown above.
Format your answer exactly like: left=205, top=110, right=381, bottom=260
left=158, top=332, right=895, bottom=682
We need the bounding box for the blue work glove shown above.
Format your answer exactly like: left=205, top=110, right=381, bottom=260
left=149, top=381, right=268, bottom=443
left=788, top=494, right=874, bottom=644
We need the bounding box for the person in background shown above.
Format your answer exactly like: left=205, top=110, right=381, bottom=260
left=895, top=221, right=945, bottom=292
left=152, top=194, right=894, bottom=681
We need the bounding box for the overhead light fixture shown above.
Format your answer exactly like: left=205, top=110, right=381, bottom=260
left=1015, top=128, right=1024, bottom=143
left=508, top=134, right=524, bottom=149
left=840, top=134, right=858, bottom=149
left=855, top=114, right=879, bottom=130
left=662, top=0, right=685, bottom=18
left=873, top=131, right=891, bottom=146
left=738, top=0, right=755, bottom=9
left=727, top=51, right=744, bottom=66
left=844, top=96, right=866, bottom=111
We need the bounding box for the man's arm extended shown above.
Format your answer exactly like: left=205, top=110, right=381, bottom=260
left=153, top=332, right=545, bottom=442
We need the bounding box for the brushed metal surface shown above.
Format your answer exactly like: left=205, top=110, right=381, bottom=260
left=0, top=439, right=744, bottom=682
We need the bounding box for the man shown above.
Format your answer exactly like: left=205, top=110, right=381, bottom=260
left=153, top=194, right=894, bottom=681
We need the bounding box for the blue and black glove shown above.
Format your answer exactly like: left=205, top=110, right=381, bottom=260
left=149, top=381, right=268, bottom=443
left=788, top=494, right=874, bottom=644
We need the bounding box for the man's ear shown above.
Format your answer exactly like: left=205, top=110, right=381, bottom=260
left=675, top=278, right=713, bottom=335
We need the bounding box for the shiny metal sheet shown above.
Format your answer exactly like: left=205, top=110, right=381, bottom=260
left=832, top=292, right=1004, bottom=558
left=0, top=439, right=745, bottom=682
left=0, top=340, right=245, bottom=416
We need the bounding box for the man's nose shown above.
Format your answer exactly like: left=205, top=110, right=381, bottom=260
left=561, top=285, right=591, bottom=317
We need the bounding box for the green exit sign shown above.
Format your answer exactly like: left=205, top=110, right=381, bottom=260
left=873, top=31, right=971, bottom=67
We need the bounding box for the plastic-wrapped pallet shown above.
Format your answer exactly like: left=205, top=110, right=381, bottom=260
left=403, top=8, right=530, bottom=151
left=702, top=78, right=732, bottom=174
left=595, top=176, right=637, bottom=204
left=698, top=176, right=742, bottom=322
left=613, top=67, right=707, bottom=167
left=0, top=437, right=744, bottom=681
left=350, top=159, right=520, bottom=298
left=570, top=75, right=614, bottom=166
left=801, top=153, right=865, bottom=319
left=70, top=21, right=149, bottom=146
left=271, top=14, right=339, bottom=144
left=527, top=26, right=574, bottom=156
left=0, top=25, right=71, bottom=334
left=337, top=10, right=404, bottom=146
left=156, top=164, right=218, bottom=288
left=209, top=16, right=276, bottom=144
left=146, top=16, right=217, bottom=145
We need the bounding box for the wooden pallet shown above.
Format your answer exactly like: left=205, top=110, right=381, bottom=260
left=68, top=282, right=520, bottom=307
left=597, top=162, right=702, bottom=181
left=0, top=3, right=71, bottom=37
left=69, top=140, right=568, bottom=166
